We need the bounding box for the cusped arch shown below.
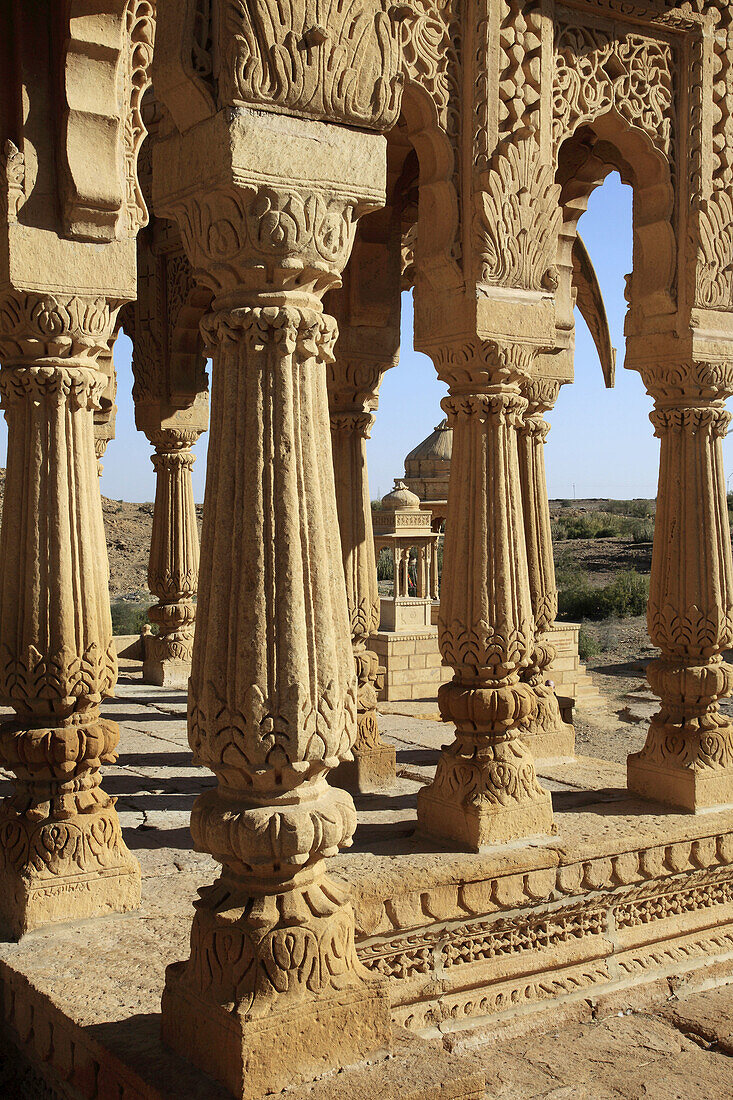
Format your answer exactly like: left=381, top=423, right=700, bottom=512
left=396, top=81, right=462, bottom=307
left=554, top=107, right=676, bottom=354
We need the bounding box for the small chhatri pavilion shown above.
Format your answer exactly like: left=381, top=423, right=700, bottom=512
left=370, top=481, right=447, bottom=701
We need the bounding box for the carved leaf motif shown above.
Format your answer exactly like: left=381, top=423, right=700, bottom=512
left=553, top=22, right=674, bottom=157
left=696, top=192, right=733, bottom=310
left=218, top=0, right=402, bottom=129
left=473, top=141, right=561, bottom=292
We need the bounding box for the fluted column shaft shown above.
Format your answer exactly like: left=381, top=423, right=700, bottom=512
left=417, top=344, right=554, bottom=849
left=329, top=407, right=396, bottom=792
left=517, top=379, right=574, bottom=758
left=143, top=429, right=201, bottom=688
left=153, top=113, right=391, bottom=1098
left=0, top=291, right=140, bottom=938
left=628, top=362, right=733, bottom=810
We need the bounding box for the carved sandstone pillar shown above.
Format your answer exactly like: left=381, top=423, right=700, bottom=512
left=628, top=361, right=733, bottom=811
left=417, top=343, right=554, bottom=849
left=517, top=379, right=574, bottom=759
left=154, top=117, right=391, bottom=1098
left=0, top=291, right=140, bottom=938
left=142, top=428, right=202, bottom=688
left=328, top=397, right=396, bottom=793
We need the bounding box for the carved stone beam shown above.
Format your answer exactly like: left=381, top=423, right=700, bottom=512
left=517, top=377, right=574, bottom=761
left=417, top=339, right=554, bottom=849
left=628, top=358, right=733, bottom=812
left=152, top=110, right=392, bottom=1097
left=0, top=291, right=141, bottom=938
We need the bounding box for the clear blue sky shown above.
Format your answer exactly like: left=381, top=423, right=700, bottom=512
left=2, top=173, right=729, bottom=503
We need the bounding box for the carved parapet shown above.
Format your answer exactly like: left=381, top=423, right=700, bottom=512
left=417, top=340, right=554, bottom=849
left=628, top=357, right=733, bottom=810
left=0, top=290, right=139, bottom=937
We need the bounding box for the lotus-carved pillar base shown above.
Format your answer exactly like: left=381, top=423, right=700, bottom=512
left=628, top=366, right=733, bottom=811
left=518, top=380, right=574, bottom=760
left=152, top=111, right=392, bottom=1096
left=419, top=681, right=554, bottom=849
left=0, top=291, right=140, bottom=937
left=162, top=782, right=389, bottom=1100
left=143, top=429, right=202, bottom=689
left=416, top=347, right=554, bottom=850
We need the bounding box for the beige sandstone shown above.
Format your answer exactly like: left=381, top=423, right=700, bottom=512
left=2, top=1, right=733, bottom=1097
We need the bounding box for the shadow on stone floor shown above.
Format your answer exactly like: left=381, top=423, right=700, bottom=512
left=85, top=1013, right=231, bottom=1100
left=116, top=751, right=198, bottom=769
left=123, top=826, right=196, bottom=851
left=110, top=710, right=184, bottom=723
left=352, top=792, right=418, bottom=812
left=395, top=748, right=440, bottom=765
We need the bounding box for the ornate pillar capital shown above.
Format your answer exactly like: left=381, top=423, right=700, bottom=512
left=152, top=113, right=387, bottom=310
left=0, top=289, right=122, bottom=368
left=431, top=337, right=539, bottom=394
left=329, top=410, right=376, bottom=439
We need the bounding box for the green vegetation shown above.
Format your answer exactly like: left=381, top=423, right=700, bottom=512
left=551, top=510, right=654, bottom=542
left=604, top=499, right=655, bottom=519
left=110, top=598, right=155, bottom=636
left=578, top=626, right=600, bottom=662
left=557, top=567, right=649, bottom=622
left=376, top=547, right=394, bottom=581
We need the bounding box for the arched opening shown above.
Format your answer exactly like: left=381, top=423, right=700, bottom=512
left=545, top=109, right=678, bottom=747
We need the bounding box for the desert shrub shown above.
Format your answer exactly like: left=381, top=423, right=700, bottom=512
left=557, top=569, right=648, bottom=622
left=605, top=499, right=655, bottom=518
left=578, top=626, right=600, bottom=662
left=601, top=570, right=649, bottom=617
left=553, top=510, right=657, bottom=541
left=376, top=547, right=394, bottom=581
left=631, top=520, right=655, bottom=543
left=554, top=551, right=585, bottom=589
left=596, top=617, right=622, bottom=653
left=110, top=599, right=154, bottom=636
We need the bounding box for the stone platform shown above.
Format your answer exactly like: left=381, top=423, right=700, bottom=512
left=2, top=670, right=733, bottom=1097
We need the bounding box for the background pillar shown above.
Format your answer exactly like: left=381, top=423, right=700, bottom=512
left=329, top=406, right=396, bottom=792
left=143, top=426, right=202, bottom=688
left=518, top=378, right=574, bottom=759
left=417, top=341, right=554, bottom=850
